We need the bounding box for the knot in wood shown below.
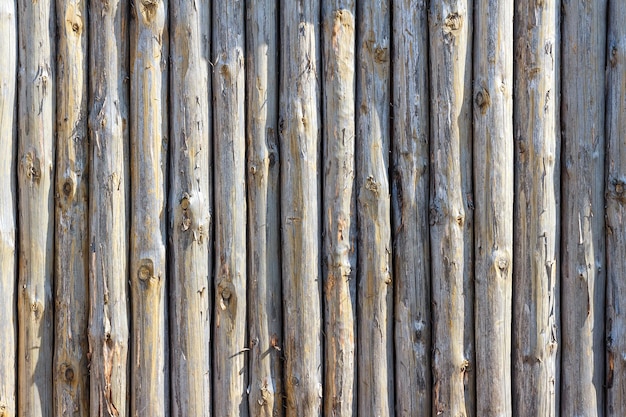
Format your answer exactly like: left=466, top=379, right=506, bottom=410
left=180, top=192, right=191, bottom=209
left=138, top=259, right=154, bottom=281
left=475, top=88, right=491, bottom=114
left=62, top=178, right=74, bottom=197
left=444, top=12, right=463, bottom=32
left=65, top=366, right=75, bottom=382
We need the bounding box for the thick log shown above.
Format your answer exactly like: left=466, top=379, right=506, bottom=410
left=246, top=1, right=283, bottom=416
left=356, top=1, right=393, bottom=415
left=473, top=0, right=514, bottom=415
left=279, top=1, right=323, bottom=416
left=512, top=1, right=560, bottom=416
left=391, top=1, right=430, bottom=415
left=321, top=1, right=357, bottom=416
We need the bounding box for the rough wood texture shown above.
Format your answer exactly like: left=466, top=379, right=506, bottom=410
left=356, top=1, right=393, bottom=415
left=0, top=1, right=17, bottom=415
left=169, top=0, right=212, bottom=415
left=279, top=1, right=323, bottom=415
left=391, top=1, right=430, bottom=415
left=16, top=0, right=56, bottom=414
left=512, top=1, right=560, bottom=416
left=473, top=0, right=513, bottom=415
left=429, top=1, right=475, bottom=416
left=560, top=1, right=607, bottom=416
left=54, top=0, right=89, bottom=414
left=129, top=0, right=169, bottom=414
left=605, top=2, right=626, bottom=414
left=321, top=2, right=356, bottom=416
left=212, top=2, right=247, bottom=416
left=246, top=1, right=283, bottom=416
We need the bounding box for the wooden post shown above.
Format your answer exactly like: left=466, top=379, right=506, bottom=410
left=129, top=0, right=169, bottom=414
left=512, top=1, right=560, bottom=416
left=473, top=0, right=514, bottom=415
left=391, top=1, right=430, bottom=415
left=169, top=0, right=212, bottom=415
left=16, top=0, right=56, bottom=414
left=0, top=1, right=17, bottom=415
left=279, top=1, right=323, bottom=415
left=356, top=0, right=393, bottom=415
left=321, top=1, right=357, bottom=416
left=246, top=1, right=283, bottom=416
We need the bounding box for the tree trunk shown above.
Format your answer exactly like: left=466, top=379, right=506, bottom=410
left=429, top=2, right=475, bottom=416
left=279, top=1, right=323, bottom=416
left=129, top=0, right=168, bottom=414
left=473, top=0, right=513, bottom=415
left=246, top=1, right=283, bottom=416
left=560, top=1, right=607, bottom=416
left=391, top=1, right=430, bottom=415
left=0, top=1, right=17, bottom=415
left=512, top=2, right=560, bottom=416
left=16, top=0, right=56, bottom=414
left=356, top=1, right=393, bottom=416
left=321, top=2, right=357, bottom=416
left=169, top=0, right=212, bottom=415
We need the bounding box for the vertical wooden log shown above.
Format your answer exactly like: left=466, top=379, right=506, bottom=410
left=560, top=1, right=607, bottom=416
left=54, top=0, right=89, bottom=414
left=16, top=0, right=55, bottom=414
left=391, top=1, right=430, bottom=415
left=429, top=1, right=475, bottom=416
left=246, top=1, right=283, bottom=416
left=279, top=1, right=323, bottom=416
left=0, top=1, right=17, bottom=415
left=212, top=2, right=247, bottom=416
left=473, top=0, right=513, bottom=415
left=512, top=1, right=560, bottom=416
left=356, top=1, right=393, bottom=416
left=130, top=0, right=168, bottom=414
left=169, top=0, right=212, bottom=415
left=321, top=1, right=356, bottom=416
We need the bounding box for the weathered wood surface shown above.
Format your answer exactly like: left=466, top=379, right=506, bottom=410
left=169, top=0, right=212, bottom=415
left=429, top=1, right=475, bottom=416
left=605, top=2, right=626, bottom=414
left=473, top=0, right=514, bottom=415
left=279, top=1, right=323, bottom=416
left=356, top=1, right=393, bottom=416
left=0, top=1, right=17, bottom=415
left=246, top=1, right=283, bottom=416
left=129, top=0, right=169, bottom=414
left=16, top=0, right=56, bottom=414
left=321, top=1, right=356, bottom=416
left=512, top=1, right=560, bottom=416
left=560, top=1, right=607, bottom=416
left=391, top=1, right=430, bottom=415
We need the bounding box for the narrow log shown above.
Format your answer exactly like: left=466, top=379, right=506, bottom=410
left=321, top=1, right=357, bottom=416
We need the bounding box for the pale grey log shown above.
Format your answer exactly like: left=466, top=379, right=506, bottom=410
left=356, top=0, right=393, bottom=415
left=512, top=1, right=560, bottom=416
left=321, top=1, right=356, bottom=416
left=473, top=0, right=514, bottom=415
left=560, top=1, right=607, bottom=416
left=246, top=1, right=283, bottom=416
left=169, top=0, right=212, bottom=415
left=391, top=1, right=430, bottom=415
left=279, top=1, right=323, bottom=416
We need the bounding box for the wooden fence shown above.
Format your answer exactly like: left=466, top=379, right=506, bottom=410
left=0, top=0, right=624, bottom=416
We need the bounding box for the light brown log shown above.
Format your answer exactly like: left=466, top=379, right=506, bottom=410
left=429, top=2, right=475, bottom=416
left=246, top=1, right=283, bottom=416
left=0, top=1, right=17, bottom=415
left=512, top=1, right=560, bottom=416
left=169, top=0, right=212, bottom=415
left=391, top=1, right=430, bottom=415
left=321, top=2, right=356, bottom=416
left=129, top=0, right=169, bottom=414
left=560, top=1, right=607, bottom=416
left=279, top=1, right=323, bottom=416
left=473, top=0, right=514, bottom=415
left=356, top=1, right=393, bottom=415
left=16, top=0, right=56, bottom=414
